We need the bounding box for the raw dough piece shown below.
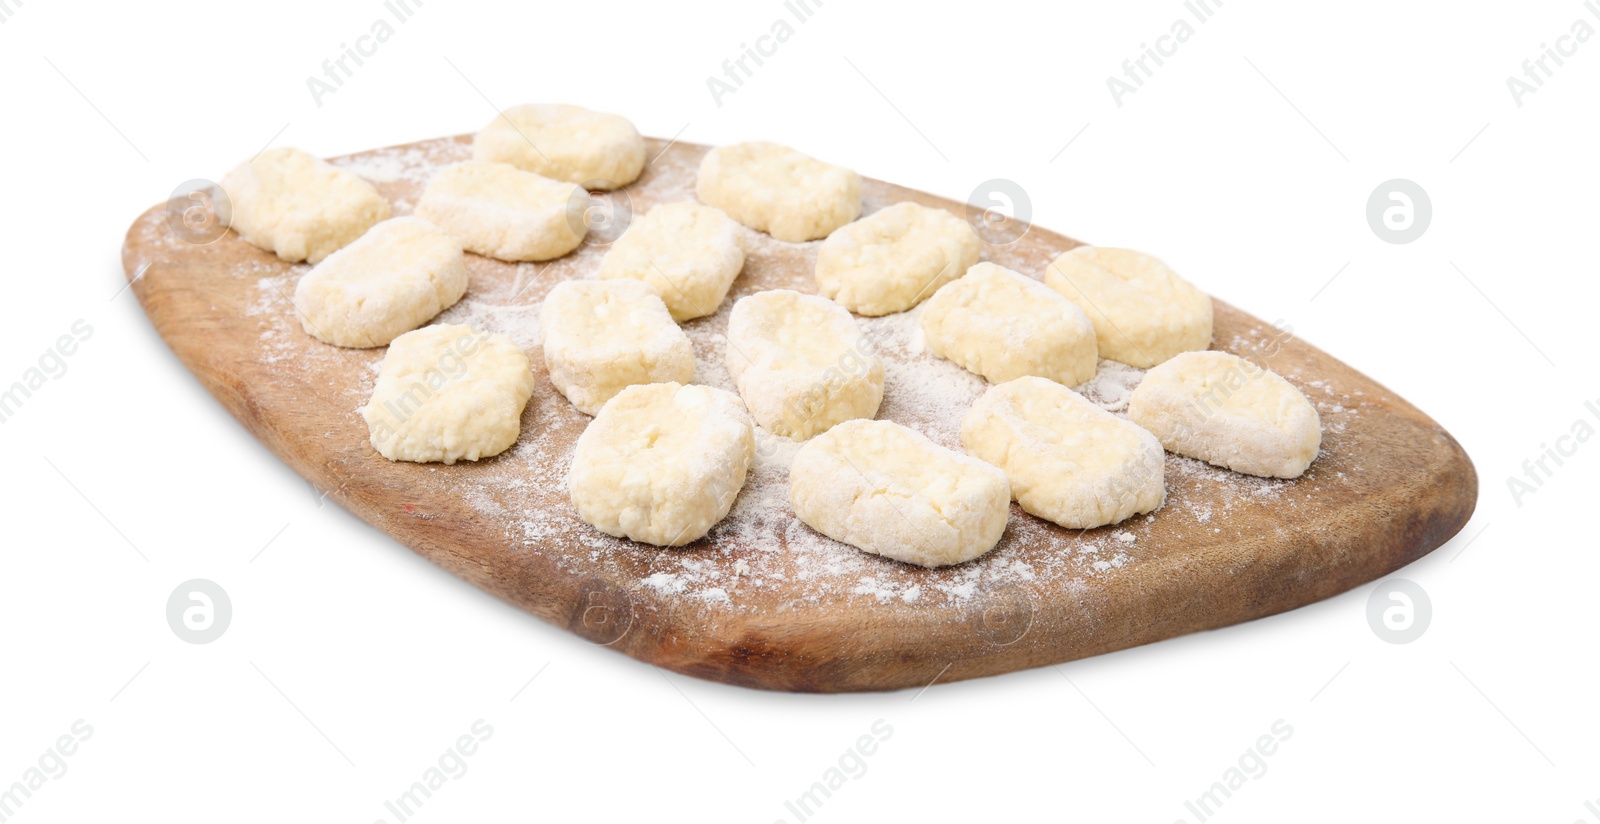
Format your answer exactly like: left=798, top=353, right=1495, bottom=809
left=597, top=202, right=745, bottom=321
left=540, top=280, right=695, bottom=416
left=919, top=263, right=1098, bottom=387
left=789, top=419, right=1010, bottom=568
left=1043, top=246, right=1213, bottom=368
left=814, top=202, right=981, bottom=316
left=568, top=382, right=755, bottom=547
left=360, top=324, right=535, bottom=464
left=222, top=147, right=390, bottom=263
left=1127, top=350, right=1322, bottom=479
left=292, top=217, right=468, bottom=348
left=725, top=290, right=884, bottom=440
left=472, top=104, right=646, bottom=189
left=415, top=161, right=588, bottom=262
left=962, top=377, right=1165, bottom=528
left=695, top=141, right=861, bottom=242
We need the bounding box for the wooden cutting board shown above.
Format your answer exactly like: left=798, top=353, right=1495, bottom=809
left=120, top=134, right=1477, bottom=693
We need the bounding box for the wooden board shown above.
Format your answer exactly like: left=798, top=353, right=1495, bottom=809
left=120, top=135, right=1477, bottom=693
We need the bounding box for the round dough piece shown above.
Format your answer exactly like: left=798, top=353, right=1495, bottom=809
left=540, top=280, right=695, bottom=416
left=597, top=202, right=745, bottom=321
left=360, top=324, right=536, bottom=464
left=293, top=217, right=468, bottom=348
left=222, top=147, right=391, bottom=263
left=568, top=382, right=755, bottom=547
left=814, top=202, right=981, bottom=316
left=789, top=419, right=1010, bottom=568
left=919, top=262, right=1098, bottom=387
left=962, top=377, right=1165, bottom=529
left=1043, top=246, right=1213, bottom=368
left=415, top=161, right=588, bottom=262
left=695, top=141, right=862, bottom=242
left=1127, top=351, right=1322, bottom=479
left=725, top=290, right=884, bottom=440
left=472, top=104, right=646, bottom=189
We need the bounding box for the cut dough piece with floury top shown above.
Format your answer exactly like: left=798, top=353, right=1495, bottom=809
left=568, top=383, right=756, bottom=547
left=696, top=141, right=861, bottom=242
left=222, top=147, right=390, bottom=263
left=597, top=202, right=745, bottom=321
left=814, top=202, right=981, bottom=316
left=1043, top=246, right=1212, bottom=369
left=540, top=280, right=695, bottom=416
left=963, top=377, right=1165, bottom=529
left=919, top=262, right=1098, bottom=387
left=789, top=419, right=1011, bottom=568
left=415, top=161, right=588, bottom=262
left=293, top=217, right=468, bottom=348
left=1128, top=351, right=1322, bottom=479
left=472, top=104, right=646, bottom=189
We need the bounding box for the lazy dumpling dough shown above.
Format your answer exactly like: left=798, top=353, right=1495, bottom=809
left=789, top=419, right=1010, bottom=568
left=292, top=217, right=468, bottom=348
left=568, top=382, right=755, bottom=547
left=696, top=141, right=862, bottom=242
left=597, top=202, right=745, bottom=321
left=726, top=290, right=884, bottom=440
left=814, top=202, right=981, bottom=316
left=1044, top=246, right=1213, bottom=368
left=415, top=161, right=588, bottom=262
left=1127, top=351, right=1321, bottom=479
left=361, top=324, right=536, bottom=464
left=540, top=280, right=695, bottom=416
left=222, top=147, right=390, bottom=263
left=919, top=262, right=1098, bottom=387
left=963, top=377, right=1165, bottom=529
left=472, top=104, right=646, bottom=189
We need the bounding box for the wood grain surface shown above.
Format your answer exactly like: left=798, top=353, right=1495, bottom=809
left=120, top=135, right=1477, bottom=693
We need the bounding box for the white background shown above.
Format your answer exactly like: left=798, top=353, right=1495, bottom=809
left=1, top=0, right=1596, bottom=821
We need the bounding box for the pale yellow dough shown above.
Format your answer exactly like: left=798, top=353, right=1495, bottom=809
left=789, top=419, right=1010, bottom=568
left=1127, top=350, right=1322, bottom=479
left=472, top=104, right=646, bottom=189
left=962, top=377, right=1165, bottom=529
left=568, top=383, right=756, bottom=547
left=814, top=202, right=981, bottom=316
left=919, top=262, right=1098, bottom=387
left=361, top=324, right=536, bottom=464
left=292, top=217, right=468, bottom=349
left=597, top=202, right=745, bottom=321
left=415, top=161, right=588, bottom=262
left=1043, top=246, right=1213, bottom=368
left=222, top=147, right=390, bottom=263
left=540, top=280, right=695, bottom=416
left=696, top=141, right=862, bottom=242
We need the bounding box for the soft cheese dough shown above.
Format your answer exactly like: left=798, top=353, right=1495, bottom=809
left=597, top=202, right=745, bottom=321
left=472, top=104, right=646, bottom=189
left=919, top=262, right=1098, bottom=387
left=814, top=202, right=981, bottom=316
left=696, top=141, right=862, bottom=242
left=1127, top=350, right=1322, bottom=479
left=540, top=280, right=695, bottom=416
left=292, top=217, right=468, bottom=348
left=568, top=382, right=755, bottom=546
left=789, top=419, right=1010, bottom=568
left=725, top=290, right=884, bottom=440
left=222, top=146, right=390, bottom=263
left=360, top=324, right=536, bottom=464
left=415, top=161, right=588, bottom=262
left=1043, top=246, right=1213, bottom=368
left=962, top=377, right=1165, bottom=529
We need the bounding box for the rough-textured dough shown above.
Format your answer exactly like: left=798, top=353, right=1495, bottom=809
left=568, top=382, right=755, bottom=547
left=1128, top=350, right=1322, bottom=479
left=360, top=324, right=536, bottom=464
left=963, top=377, right=1165, bottom=528
left=415, top=161, right=588, bottom=262
left=292, top=217, right=468, bottom=348
left=472, top=104, right=646, bottom=189
left=540, top=280, right=695, bottom=416
left=597, top=202, right=745, bottom=321
left=725, top=290, right=884, bottom=440
left=919, top=262, right=1098, bottom=387
left=1043, top=246, right=1213, bottom=368
left=814, top=202, right=981, bottom=316
left=222, top=147, right=390, bottom=263
left=789, top=419, right=1010, bottom=568
left=696, top=141, right=862, bottom=242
